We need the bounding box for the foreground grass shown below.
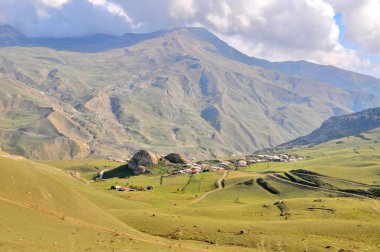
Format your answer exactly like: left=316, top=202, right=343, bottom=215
left=0, top=156, right=254, bottom=251
left=6, top=129, right=380, bottom=251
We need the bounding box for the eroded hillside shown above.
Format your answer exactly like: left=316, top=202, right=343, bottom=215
left=1, top=27, right=380, bottom=159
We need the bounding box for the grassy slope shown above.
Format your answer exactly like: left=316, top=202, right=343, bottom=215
left=247, top=127, right=380, bottom=186
left=0, top=77, right=87, bottom=159
left=41, top=130, right=380, bottom=251
left=0, top=154, right=249, bottom=251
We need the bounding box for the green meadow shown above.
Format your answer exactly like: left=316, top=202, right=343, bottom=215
left=1, top=128, right=380, bottom=251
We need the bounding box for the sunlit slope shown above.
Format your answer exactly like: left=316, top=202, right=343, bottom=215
left=0, top=154, right=246, bottom=251
left=55, top=126, right=380, bottom=251
left=262, top=126, right=380, bottom=186
left=2, top=28, right=380, bottom=159
left=0, top=77, right=90, bottom=159
left=91, top=170, right=380, bottom=251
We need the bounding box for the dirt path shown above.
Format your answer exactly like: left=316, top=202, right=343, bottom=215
left=0, top=194, right=209, bottom=251
left=190, top=171, right=228, bottom=205
left=268, top=174, right=372, bottom=199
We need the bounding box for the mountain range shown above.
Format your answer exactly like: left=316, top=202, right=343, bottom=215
left=1, top=24, right=380, bottom=159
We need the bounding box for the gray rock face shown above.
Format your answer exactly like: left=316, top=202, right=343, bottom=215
left=128, top=150, right=158, bottom=175
left=164, top=153, right=188, bottom=164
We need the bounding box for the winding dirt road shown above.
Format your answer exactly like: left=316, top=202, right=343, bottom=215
left=190, top=171, right=228, bottom=205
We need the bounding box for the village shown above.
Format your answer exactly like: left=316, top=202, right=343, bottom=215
left=174, top=153, right=304, bottom=175
left=102, top=150, right=305, bottom=192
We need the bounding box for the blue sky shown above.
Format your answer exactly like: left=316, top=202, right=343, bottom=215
left=1, top=0, right=379, bottom=77
left=334, top=13, right=356, bottom=50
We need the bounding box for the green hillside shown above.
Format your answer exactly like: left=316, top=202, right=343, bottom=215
left=40, top=127, right=380, bottom=251
left=1, top=122, right=380, bottom=251
left=0, top=153, right=249, bottom=251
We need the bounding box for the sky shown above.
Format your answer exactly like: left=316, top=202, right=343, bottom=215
left=1, top=0, right=379, bottom=77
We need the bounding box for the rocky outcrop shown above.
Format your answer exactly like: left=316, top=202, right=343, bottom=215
left=164, top=153, right=188, bottom=164
left=127, top=150, right=158, bottom=175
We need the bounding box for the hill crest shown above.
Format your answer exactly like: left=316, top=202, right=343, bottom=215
left=276, top=107, right=380, bottom=148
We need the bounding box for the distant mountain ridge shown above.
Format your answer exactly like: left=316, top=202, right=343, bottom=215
left=0, top=24, right=166, bottom=52
left=2, top=24, right=380, bottom=98
left=277, top=107, right=380, bottom=148
left=1, top=24, right=380, bottom=159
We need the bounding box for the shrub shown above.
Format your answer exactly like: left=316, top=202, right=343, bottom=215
left=256, top=178, right=280, bottom=194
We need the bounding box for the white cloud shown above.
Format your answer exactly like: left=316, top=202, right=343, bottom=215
left=206, top=2, right=232, bottom=32
left=38, top=0, right=69, bottom=8
left=329, top=0, right=380, bottom=55
left=169, top=0, right=197, bottom=20
left=88, top=0, right=135, bottom=26
left=0, top=0, right=379, bottom=76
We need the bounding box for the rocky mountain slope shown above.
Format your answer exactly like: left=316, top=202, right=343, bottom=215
left=277, top=107, right=380, bottom=148
left=1, top=25, right=380, bottom=159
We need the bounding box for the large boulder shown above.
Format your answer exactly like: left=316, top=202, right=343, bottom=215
left=128, top=150, right=158, bottom=175
left=164, top=153, right=188, bottom=164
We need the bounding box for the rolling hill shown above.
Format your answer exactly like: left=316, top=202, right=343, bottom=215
left=277, top=107, right=380, bottom=148
left=0, top=152, right=250, bottom=251
left=2, top=25, right=380, bottom=159
left=40, top=128, right=380, bottom=251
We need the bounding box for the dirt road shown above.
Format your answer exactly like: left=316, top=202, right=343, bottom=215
left=190, top=171, right=228, bottom=204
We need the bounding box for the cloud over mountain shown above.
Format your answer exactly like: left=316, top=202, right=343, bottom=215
left=0, top=0, right=379, bottom=76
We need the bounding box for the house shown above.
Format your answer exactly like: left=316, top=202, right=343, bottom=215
left=118, top=186, right=130, bottom=191
left=191, top=169, right=200, bottom=174
left=220, top=161, right=230, bottom=167
left=238, top=160, right=247, bottom=166
left=247, top=160, right=257, bottom=164
left=281, top=154, right=289, bottom=160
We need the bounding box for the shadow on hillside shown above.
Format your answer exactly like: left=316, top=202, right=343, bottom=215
left=102, top=164, right=133, bottom=179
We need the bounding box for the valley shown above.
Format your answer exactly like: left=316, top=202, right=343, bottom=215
left=28, top=126, right=380, bottom=251
left=0, top=24, right=380, bottom=251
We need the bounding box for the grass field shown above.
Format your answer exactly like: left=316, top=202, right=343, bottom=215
left=0, top=154, right=257, bottom=251
left=88, top=130, right=380, bottom=251
left=1, top=128, right=380, bottom=251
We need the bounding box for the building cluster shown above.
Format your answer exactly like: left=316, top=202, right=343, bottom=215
left=174, top=161, right=228, bottom=174
left=170, top=153, right=304, bottom=175
left=244, top=153, right=303, bottom=163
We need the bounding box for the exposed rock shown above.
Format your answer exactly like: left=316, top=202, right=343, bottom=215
left=164, top=153, right=188, bottom=164
left=128, top=150, right=158, bottom=175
